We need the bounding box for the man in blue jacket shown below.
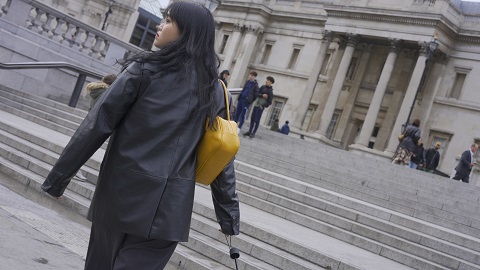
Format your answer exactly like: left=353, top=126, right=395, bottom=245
left=234, top=71, right=259, bottom=132
left=244, top=76, right=274, bottom=138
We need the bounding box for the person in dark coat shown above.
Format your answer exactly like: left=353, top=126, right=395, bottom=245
left=279, top=120, right=290, bottom=135
left=452, top=143, right=478, bottom=183
left=219, top=69, right=230, bottom=88
left=243, top=76, right=274, bottom=138
left=234, top=71, right=259, bottom=131
left=423, top=141, right=441, bottom=173
left=41, top=2, right=239, bottom=269
left=84, top=73, right=117, bottom=110
left=410, top=138, right=425, bottom=169
left=392, top=119, right=421, bottom=166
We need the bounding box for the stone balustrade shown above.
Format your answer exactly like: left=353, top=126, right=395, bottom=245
left=1, top=0, right=141, bottom=62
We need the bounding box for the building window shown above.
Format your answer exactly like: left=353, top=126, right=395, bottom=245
left=129, top=8, right=161, bottom=50
left=346, top=57, right=358, bottom=80
left=266, top=99, right=285, bottom=126
left=326, top=111, right=341, bottom=139
left=287, top=48, right=301, bottom=69
left=320, top=53, right=331, bottom=75
left=261, top=44, right=273, bottom=65
left=301, top=106, right=316, bottom=131
left=427, top=130, right=453, bottom=166
left=368, top=126, right=380, bottom=149
left=219, top=34, right=229, bottom=54
left=449, top=73, right=466, bottom=99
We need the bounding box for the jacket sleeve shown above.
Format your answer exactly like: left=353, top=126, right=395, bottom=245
left=460, top=150, right=471, bottom=168
left=41, top=64, right=145, bottom=197
left=210, top=82, right=240, bottom=235
left=264, top=88, right=273, bottom=108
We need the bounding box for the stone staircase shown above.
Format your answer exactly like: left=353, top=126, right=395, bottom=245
left=1, top=84, right=480, bottom=270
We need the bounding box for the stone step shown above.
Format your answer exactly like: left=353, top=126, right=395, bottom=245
left=235, top=150, right=480, bottom=239
left=234, top=170, right=480, bottom=269
left=0, top=85, right=88, bottom=118
left=237, top=138, right=480, bottom=216
left=0, top=121, right=476, bottom=270
left=239, top=130, right=480, bottom=200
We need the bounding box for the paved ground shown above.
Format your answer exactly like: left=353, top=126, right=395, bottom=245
left=0, top=173, right=88, bottom=270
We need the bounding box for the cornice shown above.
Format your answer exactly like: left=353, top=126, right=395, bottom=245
left=325, top=8, right=439, bottom=27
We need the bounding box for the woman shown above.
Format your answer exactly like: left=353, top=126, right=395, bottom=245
left=41, top=2, right=239, bottom=269
left=219, top=69, right=230, bottom=87
left=392, top=119, right=421, bottom=167
left=409, top=138, right=425, bottom=169
left=84, top=73, right=117, bottom=110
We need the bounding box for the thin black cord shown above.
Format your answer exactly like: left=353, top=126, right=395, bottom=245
left=224, top=235, right=239, bottom=270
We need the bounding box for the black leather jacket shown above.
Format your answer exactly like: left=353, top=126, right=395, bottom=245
left=41, top=62, right=240, bottom=241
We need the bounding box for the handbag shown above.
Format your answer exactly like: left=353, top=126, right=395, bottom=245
left=196, top=80, right=240, bottom=185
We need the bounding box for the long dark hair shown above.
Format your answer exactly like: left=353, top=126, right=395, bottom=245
left=122, top=2, right=219, bottom=127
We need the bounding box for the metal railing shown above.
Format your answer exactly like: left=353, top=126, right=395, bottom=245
left=0, top=61, right=103, bottom=107
left=0, top=62, right=241, bottom=107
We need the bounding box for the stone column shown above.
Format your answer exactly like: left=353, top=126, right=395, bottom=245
left=220, top=24, right=243, bottom=72
left=384, top=43, right=428, bottom=154
left=318, top=34, right=358, bottom=136
left=229, top=26, right=264, bottom=88
left=292, top=30, right=332, bottom=130
left=357, top=39, right=400, bottom=147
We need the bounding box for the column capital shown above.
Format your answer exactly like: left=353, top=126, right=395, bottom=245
left=233, top=23, right=243, bottom=32
left=245, top=25, right=264, bottom=35
left=388, top=38, right=401, bottom=53
left=418, top=41, right=429, bottom=56
left=346, top=33, right=359, bottom=47
left=322, top=30, right=333, bottom=42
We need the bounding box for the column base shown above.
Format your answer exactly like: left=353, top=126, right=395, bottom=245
left=349, top=143, right=393, bottom=160
left=289, top=127, right=342, bottom=148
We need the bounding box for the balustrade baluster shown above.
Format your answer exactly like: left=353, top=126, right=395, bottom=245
left=42, top=13, right=55, bottom=38
left=52, top=18, right=66, bottom=42
left=90, top=36, right=104, bottom=59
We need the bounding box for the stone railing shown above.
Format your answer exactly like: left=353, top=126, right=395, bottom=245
left=1, top=0, right=141, bottom=63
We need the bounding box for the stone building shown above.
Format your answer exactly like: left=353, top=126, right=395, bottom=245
left=5, top=0, right=480, bottom=184
left=213, top=0, right=480, bottom=184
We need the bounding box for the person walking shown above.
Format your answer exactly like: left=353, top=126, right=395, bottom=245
left=243, top=76, right=274, bottom=138
left=234, top=71, right=259, bottom=132
left=84, top=74, right=117, bottom=110
left=219, top=69, right=230, bottom=88
left=423, top=142, right=441, bottom=173
left=452, top=143, right=478, bottom=183
left=410, top=138, right=425, bottom=169
left=392, top=119, right=421, bottom=167
left=41, top=2, right=240, bottom=269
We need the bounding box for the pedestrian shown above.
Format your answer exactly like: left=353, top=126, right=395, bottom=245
left=234, top=71, right=259, bottom=132
left=423, top=141, right=441, bottom=173
left=84, top=73, right=117, bottom=110
left=243, top=76, right=274, bottom=138
left=409, top=138, right=425, bottom=169
left=452, top=143, right=478, bottom=183
left=41, top=2, right=240, bottom=269
left=392, top=119, right=421, bottom=167
left=219, top=69, right=230, bottom=88
left=279, top=120, right=290, bottom=135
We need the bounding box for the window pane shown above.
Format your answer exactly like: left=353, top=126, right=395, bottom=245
left=267, top=100, right=283, bottom=126
left=288, top=48, right=300, bottom=69
left=261, top=44, right=272, bottom=65
left=450, top=73, right=466, bottom=99
left=219, top=35, right=229, bottom=54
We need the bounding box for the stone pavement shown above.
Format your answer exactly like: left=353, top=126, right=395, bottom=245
left=0, top=174, right=88, bottom=270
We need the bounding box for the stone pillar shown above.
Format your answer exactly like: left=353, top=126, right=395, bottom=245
left=357, top=39, right=400, bottom=147
left=318, top=34, right=358, bottom=136
left=220, top=24, right=243, bottom=72
left=292, top=30, right=332, bottom=130
left=229, top=26, right=263, bottom=88
left=384, top=43, right=428, bottom=154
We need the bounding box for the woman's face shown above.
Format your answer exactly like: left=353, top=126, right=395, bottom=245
left=154, top=15, right=180, bottom=49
